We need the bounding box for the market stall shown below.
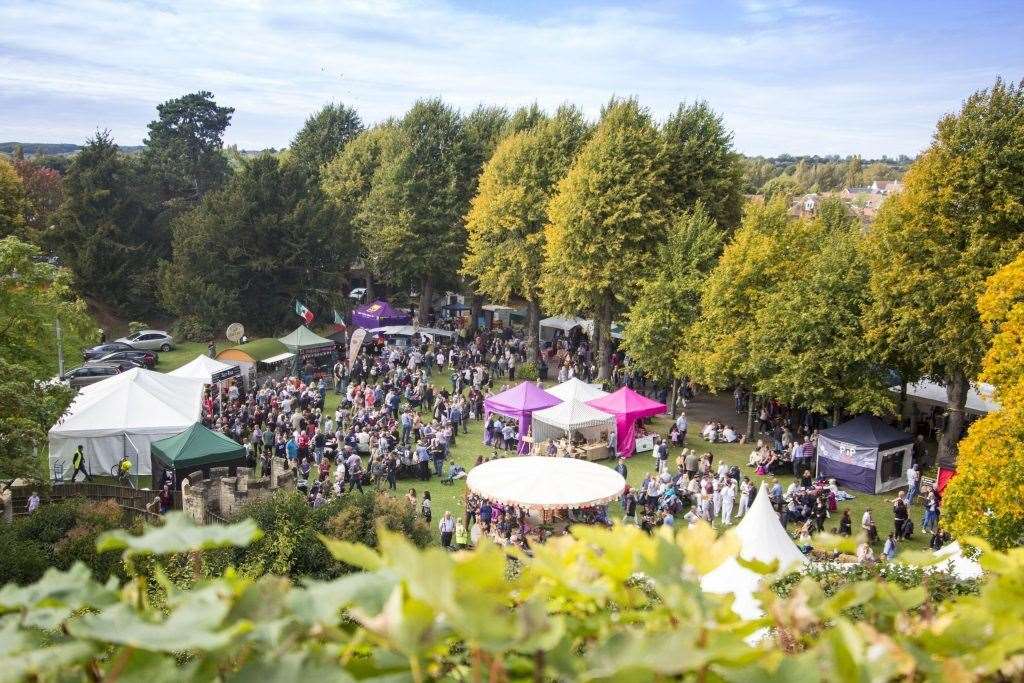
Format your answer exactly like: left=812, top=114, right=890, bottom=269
left=168, top=354, right=241, bottom=384
left=817, top=415, right=914, bottom=494
left=466, top=456, right=625, bottom=510
left=547, top=377, right=608, bottom=403
left=483, top=382, right=562, bottom=454
left=587, top=387, right=666, bottom=457
left=538, top=315, right=592, bottom=342
left=278, top=325, right=337, bottom=383
left=48, top=368, right=204, bottom=479
left=150, top=422, right=247, bottom=489
left=351, top=300, right=411, bottom=329
left=216, top=338, right=289, bottom=388
left=367, top=325, right=456, bottom=347
left=530, top=399, right=616, bottom=460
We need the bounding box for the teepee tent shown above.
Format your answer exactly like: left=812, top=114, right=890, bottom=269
left=48, top=368, right=205, bottom=479
left=701, top=483, right=807, bottom=619
left=531, top=399, right=617, bottom=445
left=168, top=354, right=241, bottom=383
left=547, top=377, right=608, bottom=403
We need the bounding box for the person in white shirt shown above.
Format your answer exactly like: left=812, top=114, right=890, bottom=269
left=722, top=425, right=737, bottom=443
left=720, top=479, right=735, bottom=525
left=712, top=479, right=722, bottom=518
left=738, top=478, right=751, bottom=517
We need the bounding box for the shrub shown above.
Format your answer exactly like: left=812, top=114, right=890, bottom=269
left=128, top=321, right=148, bottom=335
left=174, top=315, right=216, bottom=342
left=515, top=362, right=539, bottom=381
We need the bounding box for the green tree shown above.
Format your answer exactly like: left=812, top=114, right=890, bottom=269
left=52, top=132, right=158, bottom=315
left=843, top=154, right=863, bottom=188
left=679, top=200, right=801, bottom=435
left=749, top=200, right=893, bottom=422
left=463, top=107, right=588, bottom=362
left=762, top=174, right=799, bottom=203
left=12, top=155, right=63, bottom=246
left=659, top=101, right=744, bottom=231
left=863, top=78, right=1024, bottom=471
left=160, top=154, right=350, bottom=335
left=358, top=99, right=472, bottom=320
left=542, top=98, right=667, bottom=380
left=620, top=203, right=724, bottom=413
left=503, top=102, right=545, bottom=136
left=290, top=103, right=363, bottom=178
left=0, top=156, right=28, bottom=239
left=140, top=91, right=234, bottom=205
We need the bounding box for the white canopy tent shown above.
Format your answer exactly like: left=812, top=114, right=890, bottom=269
left=367, top=325, right=456, bottom=340
left=48, top=368, right=204, bottom=479
left=547, top=377, right=608, bottom=403
left=892, top=380, right=1000, bottom=415
left=539, top=316, right=593, bottom=341
left=168, top=354, right=240, bottom=383
left=531, top=399, right=616, bottom=445
left=701, top=483, right=808, bottom=620
left=466, top=456, right=625, bottom=510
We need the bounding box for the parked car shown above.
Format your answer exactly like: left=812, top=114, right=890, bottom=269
left=60, top=363, right=122, bottom=388
left=114, top=330, right=175, bottom=352
left=93, top=349, right=157, bottom=368
left=85, top=357, right=143, bottom=371
left=348, top=287, right=367, bottom=302
left=82, top=341, right=134, bottom=361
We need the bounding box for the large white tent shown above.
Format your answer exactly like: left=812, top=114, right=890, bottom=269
left=701, top=483, right=807, bottom=619
left=547, top=377, right=608, bottom=403
left=168, top=354, right=240, bottom=383
left=466, top=456, right=625, bottom=510
left=48, top=368, right=204, bottom=479
left=539, top=316, right=593, bottom=341
left=531, top=399, right=617, bottom=444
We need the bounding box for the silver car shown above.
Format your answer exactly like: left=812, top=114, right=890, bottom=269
left=115, top=330, right=175, bottom=352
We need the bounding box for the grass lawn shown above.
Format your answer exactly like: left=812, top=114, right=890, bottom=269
left=319, top=374, right=930, bottom=555
left=155, top=341, right=209, bottom=372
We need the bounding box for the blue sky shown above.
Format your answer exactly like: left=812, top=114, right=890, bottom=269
left=1, top=0, right=1021, bottom=157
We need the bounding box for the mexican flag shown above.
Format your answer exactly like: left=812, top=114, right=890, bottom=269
left=294, top=300, right=314, bottom=324
left=332, top=309, right=346, bottom=331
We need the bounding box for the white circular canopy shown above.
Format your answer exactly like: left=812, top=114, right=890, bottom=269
left=466, top=456, right=626, bottom=510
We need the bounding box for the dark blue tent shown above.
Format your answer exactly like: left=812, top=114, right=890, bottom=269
left=817, top=415, right=914, bottom=493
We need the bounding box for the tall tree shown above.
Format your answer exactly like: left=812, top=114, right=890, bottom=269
left=503, top=103, right=545, bottom=137
left=359, top=99, right=471, bottom=321
left=943, top=251, right=1024, bottom=548
left=542, top=98, right=667, bottom=380
left=290, top=103, right=363, bottom=178
left=141, top=91, right=234, bottom=205
left=678, top=200, right=799, bottom=435
left=659, top=101, right=744, bottom=231
left=463, top=107, right=588, bottom=362
left=748, top=199, right=892, bottom=423
left=52, top=132, right=157, bottom=315
left=321, top=122, right=400, bottom=300
left=620, top=202, right=724, bottom=413
left=12, top=155, right=63, bottom=246
left=160, top=154, right=351, bottom=336
left=862, top=78, right=1024, bottom=472
left=0, top=156, right=27, bottom=239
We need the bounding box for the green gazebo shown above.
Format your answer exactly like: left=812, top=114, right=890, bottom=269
left=150, top=423, right=247, bottom=489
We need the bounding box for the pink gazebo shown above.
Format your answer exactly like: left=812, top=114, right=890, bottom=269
left=587, top=387, right=667, bottom=457
left=484, top=382, right=562, bottom=454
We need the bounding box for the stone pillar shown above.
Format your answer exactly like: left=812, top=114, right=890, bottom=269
left=181, top=479, right=206, bottom=524
left=236, top=468, right=249, bottom=494
left=270, top=458, right=281, bottom=489
left=219, top=477, right=236, bottom=517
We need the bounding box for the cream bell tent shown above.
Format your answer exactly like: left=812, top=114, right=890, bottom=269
left=168, top=354, right=241, bottom=383
left=48, top=368, right=204, bottom=480
left=547, top=377, right=609, bottom=403
left=701, top=483, right=808, bottom=619
left=531, top=399, right=616, bottom=445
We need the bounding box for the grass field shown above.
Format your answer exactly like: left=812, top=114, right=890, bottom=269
left=318, top=372, right=930, bottom=554
left=155, top=341, right=210, bottom=372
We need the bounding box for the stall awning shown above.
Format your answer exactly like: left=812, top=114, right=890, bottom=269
left=263, top=351, right=296, bottom=365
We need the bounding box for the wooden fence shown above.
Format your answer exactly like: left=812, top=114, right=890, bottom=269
left=7, top=482, right=181, bottom=518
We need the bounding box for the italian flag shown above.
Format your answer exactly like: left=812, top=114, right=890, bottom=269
left=294, top=300, right=314, bottom=324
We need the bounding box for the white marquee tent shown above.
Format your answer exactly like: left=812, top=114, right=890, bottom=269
left=892, top=380, right=1000, bottom=415
left=168, top=354, right=240, bottom=383
left=539, top=316, right=593, bottom=341
left=466, top=456, right=625, bottom=510
left=547, top=377, right=608, bottom=403
left=701, top=483, right=808, bottom=619
left=531, top=399, right=617, bottom=444
left=48, top=368, right=204, bottom=479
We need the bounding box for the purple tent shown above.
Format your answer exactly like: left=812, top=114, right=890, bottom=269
left=484, top=382, right=562, bottom=454
left=817, top=415, right=913, bottom=493
left=351, top=300, right=411, bottom=329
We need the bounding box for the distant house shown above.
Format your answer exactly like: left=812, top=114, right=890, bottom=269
left=789, top=193, right=820, bottom=217
left=869, top=179, right=903, bottom=195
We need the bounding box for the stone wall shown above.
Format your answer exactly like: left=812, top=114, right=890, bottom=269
left=181, top=457, right=296, bottom=523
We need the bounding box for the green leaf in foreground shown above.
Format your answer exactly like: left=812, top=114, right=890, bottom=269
left=96, top=512, right=262, bottom=557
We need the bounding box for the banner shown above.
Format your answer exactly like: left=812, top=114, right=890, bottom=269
left=348, top=328, right=367, bottom=370
left=294, top=300, right=314, bottom=324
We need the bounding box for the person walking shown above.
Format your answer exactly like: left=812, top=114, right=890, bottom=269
left=71, top=445, right=91, bottom=482
left=421, top=491, right=432, bottom=523
left=439, top=510, right=455, bottom=549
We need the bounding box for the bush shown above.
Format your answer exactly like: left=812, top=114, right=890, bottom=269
left=173, top=315, right=216, bottom=342
left=128, top=321, right=148, bottom=335
left=515, top=362, right=539, bottom=381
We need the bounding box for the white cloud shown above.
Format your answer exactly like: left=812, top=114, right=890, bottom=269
left=0, top=0, right=1013, bottom=156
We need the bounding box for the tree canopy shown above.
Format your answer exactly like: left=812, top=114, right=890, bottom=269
left=290, top=103, right=363, bottom=178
